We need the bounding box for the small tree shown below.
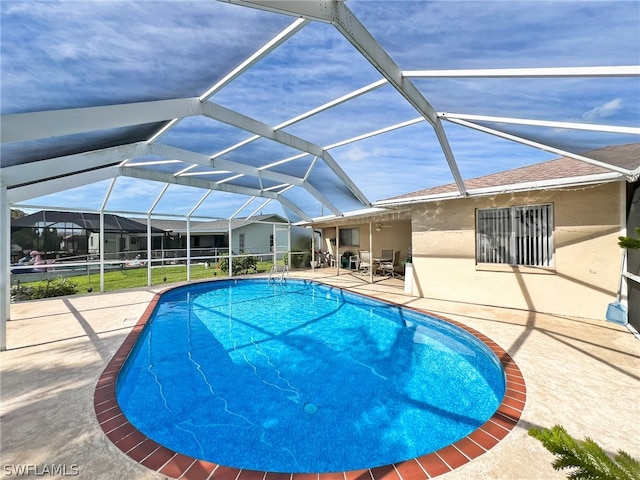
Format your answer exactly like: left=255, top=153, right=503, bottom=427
left=529, top=425, right=640, bottom=480
left=218, top=255, right=257, bottom=276
left=240, top=255, right=257, bottom=273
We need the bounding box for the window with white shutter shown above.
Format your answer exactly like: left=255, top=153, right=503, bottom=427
left=476, top=204, right=553, bottom=267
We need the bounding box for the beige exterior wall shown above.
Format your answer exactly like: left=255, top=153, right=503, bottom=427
left=410, top=182, right=625, bottom=320
left=320, top=221, right=412, bottom=264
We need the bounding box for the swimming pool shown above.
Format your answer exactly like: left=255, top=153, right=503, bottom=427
left=114, top=279, right=507, bottom=474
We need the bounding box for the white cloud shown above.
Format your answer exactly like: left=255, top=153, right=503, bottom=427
left=582, top=99, right=623, bottom=121
left=340, top=145, right=374, bottom=163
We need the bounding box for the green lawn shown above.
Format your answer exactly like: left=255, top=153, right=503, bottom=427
left=13, top=261, right=278, bottom=296
left=78, top=264, right=223, bottom=292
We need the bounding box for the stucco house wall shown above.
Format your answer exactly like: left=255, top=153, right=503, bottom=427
left=230, top=222, right=312, bottom=260
left=410, top=181, right=625, bottom=320
left=231, top=223, right=273, bottom=254
left=320, top=221, right=412, bottom=265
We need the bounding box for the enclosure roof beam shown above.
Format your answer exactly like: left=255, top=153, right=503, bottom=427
left=151, top=143, right=343, bottom=216
left=211, top=78, right=387, bottom=159
left=8, top=166, right=121, bottom=204
left=120, top=166, right=311, bottom=221
left=222, top=0, right=467, bottom=196
left=188, top=190, right=213, bottom=218
left=2, top=99, right=202, bottom=144
left=199, top=102, right=371, bottom=208
left=445, top=117, right=636, bottom=178
left=403, top=66, right=640, bottom=78
left=148, top=18, right=310, bottom=143
left=1, top=142, right=148, bottom=188
left=200, top=18, right=310, bottom=101
left=438, top=113, right=640, bottom=135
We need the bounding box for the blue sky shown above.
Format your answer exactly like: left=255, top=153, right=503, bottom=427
left=2, top=0, right=638, bottom=220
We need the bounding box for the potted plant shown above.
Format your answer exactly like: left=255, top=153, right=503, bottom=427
left=341, top=251, right=354, bottom=269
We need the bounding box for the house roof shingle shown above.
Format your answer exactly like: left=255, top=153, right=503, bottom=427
left=131, top=214, right=288, bottom=234
left=11, top=210, right=165, bottom=233
left=383, top=143, right=640, bottom=202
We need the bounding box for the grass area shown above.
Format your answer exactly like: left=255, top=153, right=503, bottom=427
left=14, top=261, right=278, bottom=295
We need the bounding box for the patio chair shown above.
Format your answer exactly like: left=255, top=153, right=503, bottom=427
left=376, top=249, right=394, bottom=275
left=379, top=250, right=400, bottom=277
left=381, top=249, right=393, bottom=260
left=358, top=250, right=371, bottom=273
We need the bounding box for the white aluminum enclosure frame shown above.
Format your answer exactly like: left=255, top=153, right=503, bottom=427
left=1, top=0, right=639, bottom=349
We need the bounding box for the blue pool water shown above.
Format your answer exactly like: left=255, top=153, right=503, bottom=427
left=116, top=279, right=505, bottom=473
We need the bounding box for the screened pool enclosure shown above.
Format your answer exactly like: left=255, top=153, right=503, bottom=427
left=1, top=0, right=638, bottom=349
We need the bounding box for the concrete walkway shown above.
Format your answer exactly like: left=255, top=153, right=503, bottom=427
left=1, top=271, right=638, bottom=479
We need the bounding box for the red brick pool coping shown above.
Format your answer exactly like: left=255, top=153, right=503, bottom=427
left=94, top=282, right=526, bottom=480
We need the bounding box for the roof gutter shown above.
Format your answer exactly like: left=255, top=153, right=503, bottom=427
left=294, top=206, right=412, bottom=227
left=373, top=171, right=627, bottom=208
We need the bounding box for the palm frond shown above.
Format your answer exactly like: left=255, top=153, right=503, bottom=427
left=529, top=425, right=640, bottom=480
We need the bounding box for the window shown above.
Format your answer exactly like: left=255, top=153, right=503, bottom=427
left=476, top=204, right=553, bottom=267
left=239, top=233, right=245, bottom=253
left=339, top=228, right=360, bottom=247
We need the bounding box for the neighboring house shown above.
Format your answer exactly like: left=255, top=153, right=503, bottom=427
left=12, top=210, right=312, bottom=267
left=379, top=143, right=639, bottom=326
left=10, top=210, right=164, bottom=259
left=133, top=214, right=312, bottom=261
left=128, top=218, right=227, bottom=251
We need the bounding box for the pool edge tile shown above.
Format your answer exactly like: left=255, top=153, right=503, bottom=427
left=209, top=465, right=245, bottom=479
left=140, top=446, right=177, bottom=471
left=370, top=464, right=401, bottom=479
left=393, top=459, right=428, bottom=480
left=436, top=445, right=468, bottom=469
left=415, top=452, right=451, bottom=477
left=181, top=459, right=220, bottom=480
left=157, top=453, right=196, bottom=479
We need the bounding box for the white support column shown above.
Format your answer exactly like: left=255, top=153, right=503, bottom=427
left=186, top=217, right=191, bottom=281
left=336, top=226, right=340, bottom=276
left=186, top=189, right=212, bottom=282
left=228, top=220, right=233, bottom=277
left=310, top=225, right=315, bottom=268
left=369, top=222, right=373, bottom=284
left=287, top=224, right=292, bottom=270
left=147, top=215, right=152, bottom=286
left=99, top=211, right=105, bottom=292
left=99, top=178, right=117, bottom=293
left=0, top=181, right=10, bottom=350
left=147, top=184, right=170, bottom=286
left=272, top=223, right=277, bottom=266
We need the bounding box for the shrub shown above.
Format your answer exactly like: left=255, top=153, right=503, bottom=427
left=529, top=424, right=640, bottom=480
left=241, top=255, right=257, bottom=273
left=218, top=256, right=258, bottom=276
left=11, top=277, right=79, bottom=301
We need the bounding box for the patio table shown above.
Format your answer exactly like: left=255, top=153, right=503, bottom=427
left=373, top=257, right=392, bottom=274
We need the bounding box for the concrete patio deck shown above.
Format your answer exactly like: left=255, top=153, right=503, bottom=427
left=2, top=270, right=639, bottom=479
